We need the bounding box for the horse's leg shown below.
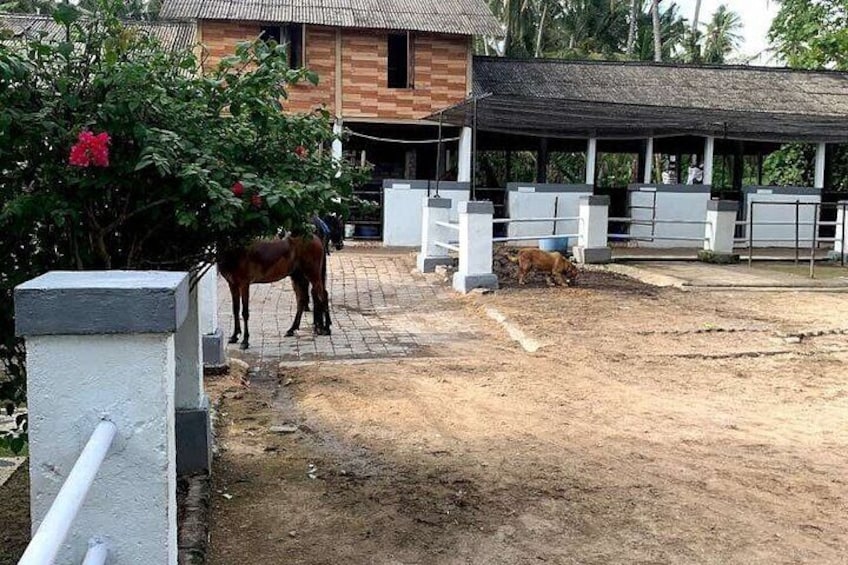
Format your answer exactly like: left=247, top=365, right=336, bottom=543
left=310, top=279, right=331, bottom=336
left=240, top=283, right=250, bottom=350
left=228, top=282, right=241, bottom=344
left=286, top=274, right=309, bottom=337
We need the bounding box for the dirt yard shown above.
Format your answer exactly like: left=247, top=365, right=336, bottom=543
left=208, top=260, right=848, bottom=564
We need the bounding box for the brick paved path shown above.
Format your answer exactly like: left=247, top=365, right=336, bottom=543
left=218, top=248, right=482, bottom=364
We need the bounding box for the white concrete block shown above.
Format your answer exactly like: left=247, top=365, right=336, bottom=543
left=26, top=334, right=177, bottom=565
left=629, top=185, right=711, bottom=248
left=175, top=285, right=202, bottom=410
left=505, top=184, right=592, bottom=247
left=382, top=180, right=470, bottom=247
left=704, top=200, right=739, bottom=256
left=743, top=187, right=821, bottom=248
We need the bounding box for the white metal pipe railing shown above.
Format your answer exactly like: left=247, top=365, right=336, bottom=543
left=434, top=242, right=460, bottom=253
left=493, top=233, right=578, bottom=244
left=435, top=221, right=459, bottom=231
left=18, top=419, right=117, bottom=565
left=492, top=216, right=579, bottom=224
left=81, top=541, right=108, bottom=565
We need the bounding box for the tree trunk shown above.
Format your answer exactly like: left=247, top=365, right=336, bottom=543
left=626, top=0, right=639, bottom=56
left=652, top=0, right=662, bottom=62
left=534, top=2, right=548, bottom=58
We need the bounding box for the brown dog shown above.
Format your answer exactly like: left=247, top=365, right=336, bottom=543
left=508, top=249, right=580, bottom=286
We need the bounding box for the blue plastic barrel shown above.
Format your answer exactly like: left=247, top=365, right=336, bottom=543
left=539, top=237, right=569, bottom=253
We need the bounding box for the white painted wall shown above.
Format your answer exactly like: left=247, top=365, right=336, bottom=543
left=26, top=333, right=177, bottom=565
left=629, top=185, right=711, bottom=248
left=382, top=180, right=470, bottom=247
left=744, top=188, right=821, bottom=247
left=198, top=265, right=218, bottom=336
left=458, top=128, right=472, bottom=182
left=835, top=202, right=848, bottom=257
left=505, top=184, right=592, bottom=247
left=174, top=286, right=202, bottom=410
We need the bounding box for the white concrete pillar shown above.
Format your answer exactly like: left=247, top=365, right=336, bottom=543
left=815, top=142, right=827, bottom=189
left=175, top=285, right=202, bottom=410
left=834, top=201, right=848, bottom=258
left=643, top=137, right=654, bottom=184
left=198, top=264, right=225, bottom=368
left=453, top=201, right=498, bottom=293
left=15, top=271, right=184, bottom=565
left=586, top=138, right=598, bottom=186
left=458, top=127, right=472, bottom=182
left=332, top=120, right=343, bottom=162
left=574, top=195, right=612, bottom=264
left=704, top=200, right=739, bottom=257
left=417, top=197, right=453, bottom=273
left=703, top=136, right=715, bottom=186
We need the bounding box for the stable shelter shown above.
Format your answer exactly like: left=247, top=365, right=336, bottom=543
left=420, top=57, right=848, bottom=248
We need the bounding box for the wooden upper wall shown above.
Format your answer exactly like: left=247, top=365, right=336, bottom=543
left=199, top=21, right=471, bottom=120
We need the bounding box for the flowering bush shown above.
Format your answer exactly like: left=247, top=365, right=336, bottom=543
left=0, top=0, right=366, bottom=450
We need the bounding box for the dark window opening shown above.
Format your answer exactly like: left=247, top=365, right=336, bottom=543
left=260, top=24, right=304, bottom=69
left=285, top=23, right=304, bottom=69
left=260, top=25, right=281, bottom=45
left=387, top=32, right=412, bottom=89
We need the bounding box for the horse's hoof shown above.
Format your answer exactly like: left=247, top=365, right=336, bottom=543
left=285, top=330, right=295, bottom=337
left=228, top=336, right=239, bottom=344
left=240, top=342, right=249, bottom=350
left=304, top=306, right=311, bottom=313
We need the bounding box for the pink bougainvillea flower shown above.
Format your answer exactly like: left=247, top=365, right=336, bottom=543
left=251, top=194, right=263, bottom=208
left=231, top=181, right=245, bottom=197
left=294, top=145, right=308, bottom=159
left=69, top=130, right=110, bottom=168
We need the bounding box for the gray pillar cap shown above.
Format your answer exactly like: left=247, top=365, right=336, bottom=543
left=15, top=271, right=189, bottom=336
left=427, top=198, right=451, bottom=208
left=459, top=201, right=494, bottom=215
left=707, top=200, right=739, bottom=212
left=580, top=195, right=610, bottom=206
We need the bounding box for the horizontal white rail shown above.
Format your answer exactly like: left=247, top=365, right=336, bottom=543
left=434, top=241, right=459, bottom=253
left=435, top=221, right=459, bottom=231
left=18, top=420, right=117, bottom=565
left=734, top=238, right=825, bottom=243
left=493, top=233, right=578, bottom=244
left=493, top=216, right=579, bottom=224
left=612, top=218, right=706, bottom=226
left=81, top=541, right=108, bottom=565
left=609, top=234, right=704, bottom=242
left=736, top=221, right=831, bottom=227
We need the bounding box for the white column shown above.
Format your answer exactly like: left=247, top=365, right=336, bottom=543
left=453, top=201, right=498, bottom=293
left=835, top=201, right=848, bottom=258
left=703, top=136, right=715, bottom=186
left=198, top=264, right=225, bottom=368
left=704, top=200, right=739, bottom=257
left=417, top=197, right=453, bottom=273
left=332, top=120, right=343, bottom=162
left=175, top=285, right=201, bottom=410
left=586, top=138, right=598, bottom=186
left=15, top=271, right=183, bottom=565
left=575, top=195, right=612, bottom=264
left=815, top=142, right=827, bottom=189
left=643, top=137, right=654, bottom=184
left=458, top=127, right=472, bottom=182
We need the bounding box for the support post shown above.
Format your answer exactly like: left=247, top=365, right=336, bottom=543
left=574, top=195, right=612, bottom=264
left=833, top=201, right=848, bottom=263
left=702, top=200, right=739, bottom=260
left=643, top=137, right=654, bottom=184
left=417, top=197, right=453, bottom=273
left=815, top=142, right=827, bottom=189
left=536, top=138, right=549, bottom=184
left=15, top=271, right=184, bottom=565
left=703, top=136, right=715, bottom=186
left=586, top=138, right=597, bottom=186
left=199, top=264, right=225, bottom=369
left=453, top=201, right=498, bottom=293
left=174, top=280, right=212, bottom=475
left=458, top=127, right=472, bottom=182
left=332, top=120, right=343, bottom=162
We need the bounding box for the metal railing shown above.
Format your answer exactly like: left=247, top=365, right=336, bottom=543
left=492, top=216, right=580, bottom=245
left=734, top=201, right=847, bottom=278
left=18, top=419, right=117, bottom=565
left=608, top=216, right=709, bottom=244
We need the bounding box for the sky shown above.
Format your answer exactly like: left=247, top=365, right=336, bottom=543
left=675, top=0, right=781, bottom=65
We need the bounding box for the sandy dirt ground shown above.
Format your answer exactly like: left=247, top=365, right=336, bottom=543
left=208, top=255, right=848, bottom=564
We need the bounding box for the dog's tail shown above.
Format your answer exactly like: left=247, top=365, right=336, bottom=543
left=507, top=255, right=519, bottom=264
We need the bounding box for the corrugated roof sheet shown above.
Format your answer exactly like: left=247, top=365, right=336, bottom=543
left=430, top=57, right=848, bottom=142
left=160, top=0, right=502, bottom=36
left=0, top=13, right=197, bottom=52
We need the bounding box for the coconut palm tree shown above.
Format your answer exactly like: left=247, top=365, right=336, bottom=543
left=703, top=4, right=743, bottom=63
left=626, top=0, right=640, bottom=56
left=652, top=0, right=662, bottom=61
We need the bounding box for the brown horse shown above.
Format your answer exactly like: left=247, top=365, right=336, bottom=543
left=218, top=234, right=331, bottom=350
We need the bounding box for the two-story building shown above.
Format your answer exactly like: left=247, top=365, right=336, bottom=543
left=161, top=0, right=500, bottom=196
